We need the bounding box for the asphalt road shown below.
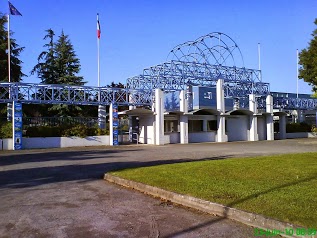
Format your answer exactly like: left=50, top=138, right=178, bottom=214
left=1, top=138, right=317, bottom=238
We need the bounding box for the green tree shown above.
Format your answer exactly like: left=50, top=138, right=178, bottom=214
left=30, top=28, right=57, bottom=84
left=54, top=31, right=85, bottom=85
left=299, top=18, right=317, bottom=93
left=31, top=29, right=85, bottom=117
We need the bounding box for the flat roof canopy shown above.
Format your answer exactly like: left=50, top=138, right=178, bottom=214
left=118, top=108, right=154, bottom=116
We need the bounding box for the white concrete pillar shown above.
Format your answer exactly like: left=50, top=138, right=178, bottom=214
left=299, top=110, right=305, bottom=123
left=109, top=103, right=113, bottom=146
left=180, top=90, right=188, bottom=144
left=129, top=93, right=136, bottom=110
left=216, top=79, right=227, bottom=142
left=154, top=89, right=165, bottom=145
left=266, top=95, right=274, bottom=140
left=249, top=94, right=259, bottom=141
left=279, top=114, right=287, bottom=140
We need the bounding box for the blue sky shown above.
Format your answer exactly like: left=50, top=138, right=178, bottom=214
left=1, top=0, right=316, bottom=94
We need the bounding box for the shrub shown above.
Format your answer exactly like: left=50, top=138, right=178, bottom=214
left=26, top=126, right=64, bottom=137
left=312, top=125, right=317, bottom=133
left=25, top=124, right=110, bottom=138
left=286, top=122, right=312, bottom=133
left=0, top=122, right=13, bottom=138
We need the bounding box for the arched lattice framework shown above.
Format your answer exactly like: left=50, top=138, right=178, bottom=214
left=168, top=32, right=244, bottom=67
left=127, top=32, right=270, bottom=100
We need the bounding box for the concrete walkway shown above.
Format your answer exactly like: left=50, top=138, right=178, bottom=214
left=1, top=138, right=317, bottom=237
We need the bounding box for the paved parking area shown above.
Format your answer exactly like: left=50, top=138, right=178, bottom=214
left=1, top=138, right=317, bottom=237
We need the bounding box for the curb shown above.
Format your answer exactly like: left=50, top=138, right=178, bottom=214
left=104, top=174, right=315, bottom=238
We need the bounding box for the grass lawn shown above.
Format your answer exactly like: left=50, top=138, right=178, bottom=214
left=110, top=152, right=317, bottom=227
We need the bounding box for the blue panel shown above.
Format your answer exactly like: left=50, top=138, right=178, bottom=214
left=13, top=102, right=23, bottom=150
left=112, top=104, right=119, bottom=146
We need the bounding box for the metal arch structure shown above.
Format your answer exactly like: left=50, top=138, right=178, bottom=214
left=127, top=32, right=270, bottom=98
left=0, top=82, right=153, bottom=106
left=0, top=32, right=316, bottom=110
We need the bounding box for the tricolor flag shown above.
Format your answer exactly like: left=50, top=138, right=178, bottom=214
left=97, top=13, right=101, bottom=39
left=8, top=1, right=22, bottom=16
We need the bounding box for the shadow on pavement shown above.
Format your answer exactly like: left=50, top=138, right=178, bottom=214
left=0, top=149, right=231, bottom=189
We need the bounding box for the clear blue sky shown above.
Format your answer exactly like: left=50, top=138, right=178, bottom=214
left=1, top=0, right=316, bottom=94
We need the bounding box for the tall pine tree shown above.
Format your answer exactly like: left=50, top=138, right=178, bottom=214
left=30, top=29, right=57, bottom=84
left=31, top=29, right=86, bottom=117
left=54, top=31, right=85, bottom=85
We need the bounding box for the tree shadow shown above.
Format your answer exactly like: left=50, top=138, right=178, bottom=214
left=0, top=148, right=142, bottom=166
left=0, top=151, right=231, bottom=189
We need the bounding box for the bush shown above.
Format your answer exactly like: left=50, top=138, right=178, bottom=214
left=286, top=122, right=312, bottom=133
left=0, top=122, right=13, bottom=138
left=26, top=125, right=65, bottom=137
left=25, top=124, right=110, bottom=138
left=312, top=125, right=317, bottom=133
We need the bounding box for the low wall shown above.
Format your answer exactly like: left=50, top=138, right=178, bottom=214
left=164, top=132, right=180, bottom=144
left=274, top=132, right=317, bottom=140
left=1, top=136, right=111, bottom=150
left=189, top=132, right=216, bottom=143
left=0, top=138, right=13, bottom=150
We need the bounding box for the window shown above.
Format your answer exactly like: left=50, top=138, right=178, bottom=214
left=164, top=120, right=179, bottom=133
left=188, top=120, right=203, bottom=132
left=207, top=120, right=217, bottom=131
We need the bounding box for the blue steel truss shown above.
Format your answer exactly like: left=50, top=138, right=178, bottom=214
left=0, top=82, right=153, bottom=106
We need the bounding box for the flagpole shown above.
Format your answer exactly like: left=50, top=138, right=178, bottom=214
left=98, top=37, right=100, bottom=87
left=7, top=13, right=11, bottom=83
left=296, top=49, right=299, bottom=98
left=258, top=43, right=261, bottom=71
left=97, top=13, right=100, bottom=87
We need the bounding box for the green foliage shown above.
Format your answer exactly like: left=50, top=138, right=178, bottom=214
left=25, top=124, right=109, bottom=138
left=299, top=18, right=317, bottom=93
left=0, top=122, right=12, bottom=138
left=312, top=125, right=317, bottom=133
left=26, top=125, right=65, bottom=137
left=286, top=122, right=312, bottom=133
left=0, top=13, right=25, bottom=82
left=62, top=124, right=94, bottom=138
left=111, top=152, right=317, bottom=227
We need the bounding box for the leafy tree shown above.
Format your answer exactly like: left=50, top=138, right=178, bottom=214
left=299, top=18, right=317, bottom=93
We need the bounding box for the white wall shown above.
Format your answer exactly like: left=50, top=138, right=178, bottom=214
left=139, top=116, right=155, bottom=144
left=227, top=116, right=248, bottom=142
left=0, top=136, right=110, bottom=150
left=188, top=132, right=216, bottom=143
left=1, top=138, right=13, bottom=150
left=257, top=116, right=267, bottom=141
